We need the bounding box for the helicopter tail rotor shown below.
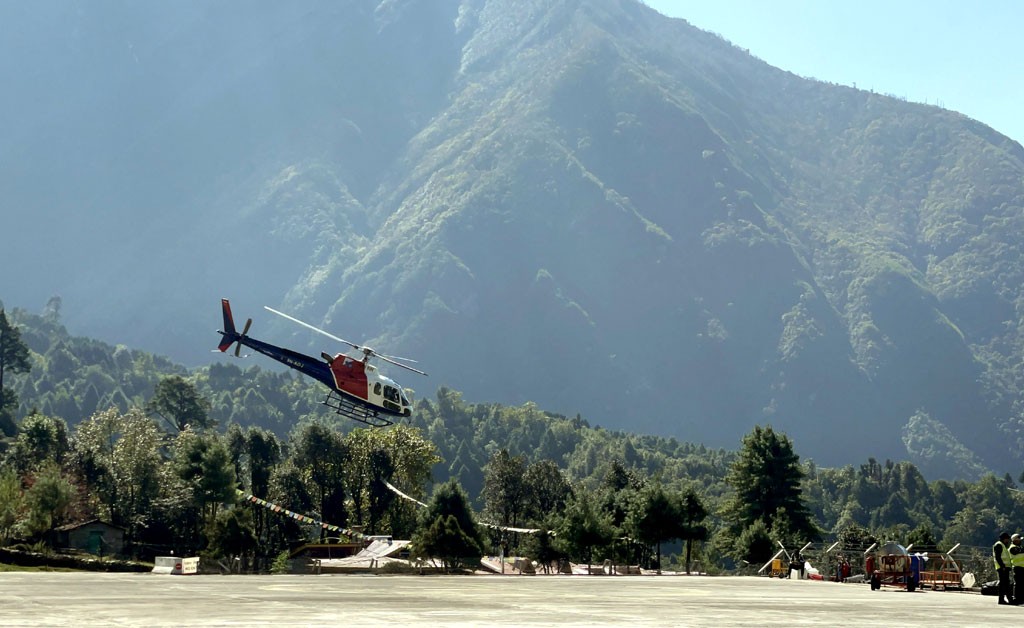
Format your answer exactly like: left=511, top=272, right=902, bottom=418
left=234, top=318, right=252, bottom=357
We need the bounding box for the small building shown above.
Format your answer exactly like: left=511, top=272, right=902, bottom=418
left=55, top=520, right=125, bottom=557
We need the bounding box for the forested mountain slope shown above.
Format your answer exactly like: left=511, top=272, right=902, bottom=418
left=2, top=0, right=1023, bottom=472
left=4, top=305, right=1022, bottom=554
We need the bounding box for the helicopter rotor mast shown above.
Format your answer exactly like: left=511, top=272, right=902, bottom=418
left=263, top=306, right=427, bottom=376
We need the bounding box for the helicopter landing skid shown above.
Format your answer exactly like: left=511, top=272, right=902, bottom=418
left=322, top=391, right=394, bottom=427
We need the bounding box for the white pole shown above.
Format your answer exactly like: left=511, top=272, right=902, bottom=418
left=759, top=549, right=787, bottom=574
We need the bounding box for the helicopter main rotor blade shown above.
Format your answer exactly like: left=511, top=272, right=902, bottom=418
left=378, top=353, right=419, bottom=364
left=264, top=305, right=427, bottom=375
left=263, top=306, right=359, bottom=349
left=377, top=353, right=428, bottom=376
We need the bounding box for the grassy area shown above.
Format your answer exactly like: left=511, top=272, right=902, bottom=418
left=0, top=547, right=152, bottom=573
left=0, top=562, right=76, bottom=572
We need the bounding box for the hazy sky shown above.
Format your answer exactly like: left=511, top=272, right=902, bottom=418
left=643, top=1, right=1023, bottom=144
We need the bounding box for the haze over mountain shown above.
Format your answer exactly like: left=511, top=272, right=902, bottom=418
left=3, top=0, right=1024, bottom=475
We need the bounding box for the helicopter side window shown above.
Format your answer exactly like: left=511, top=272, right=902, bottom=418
left=374, top=382, right=382, bottom=396
left=384, top=385, right=399, bottom=403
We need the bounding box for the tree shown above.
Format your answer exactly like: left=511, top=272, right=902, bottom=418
left=366, top=448, right=395, bottom=535
left=735, top=517, right=774, bottom=566
left=266, top=460, right=314, bottom=550
left=0, top=467, right=24, bottom=544
left=678, top=486, right=709, bottom=574
left=226, top=423, right=247, bottom=481
left=421, top=479, right=483, bottom=549
left=41, top=296, right=61, bottom=324
left=233, top=426, right=280, bottom=562
left=628, top=484, right=684, bottom=573
left=207, top=506, right=258, bottom=572
left=906, top=523, right=937, bottom=550
left=342, top=428, right=373, bottom=528
left=171, top=428, right=237, bottom=536
left=73, top=408, right=164, bottom=547
left=413, top=514, right=482, bottom=572
left=522, top=459, right=571, bottom=524
left=375, top=425, right=440, bottom=537
left=243, top=428, right=280, bottom=498
left=413, top=479, right=483, bottom=572
left=0, top=309, right=31, bottom=392
left=148, top=375, right=213, bottom=433
left=523, top=527, right=565, bottom=574
left=343, top=425, right=440, bottom=537
left=22, top=462, right=74, bottom=541
left=931, top=480, right=961, bottom=522
left=482, top=449, right=527, bottom=529
left=836, top=523, right=876, bottom=551
left=559, top=492, right=614, bottom=571
left=940, top=505, right=1000, bottom=549
left=144, top=464, right=201, bottom=556
left=0, top=309, right=31, bottom=437
left=291, top=423, right=348, bottom=536
left=599, top=458, right=645, bottom=534
left=0, top=389, right=18, bottom=438
left=724, top=425, right=818, bottom=549
left=3, top=412, right=70, bottom=476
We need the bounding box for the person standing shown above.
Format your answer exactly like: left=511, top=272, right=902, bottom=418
left=994, top=532, right=1013, bottom=605
left=790, top=550, right=805, bottom=579
left=1010, top=533, right=1024, bottom=606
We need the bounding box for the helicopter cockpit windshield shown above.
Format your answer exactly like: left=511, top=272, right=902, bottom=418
left=379, top=376, right=410, bottom=414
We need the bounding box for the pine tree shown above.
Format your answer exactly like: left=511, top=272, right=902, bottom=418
left=413, top=514, right=482, bottom=572
left=0, top=309, right=32, bottom=436
left=724, top=425, right=818, bottom=549
left=421, top=478, right=483, bottom=550
left=413, top=479, right=483, bottom=571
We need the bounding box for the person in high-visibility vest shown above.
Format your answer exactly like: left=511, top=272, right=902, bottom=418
left=993, top=532, right=1013, bottom=605
left=1010, top=533, right=1024, bottom=606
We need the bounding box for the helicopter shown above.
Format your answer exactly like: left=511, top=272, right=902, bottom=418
left=215, top=298, right=425, bottom=427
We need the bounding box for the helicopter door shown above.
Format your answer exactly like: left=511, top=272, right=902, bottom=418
left=382, top=385, right=402, bottom=413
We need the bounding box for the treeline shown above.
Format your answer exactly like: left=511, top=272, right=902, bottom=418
left=2, top=303, right=1024, bottom=573
left=0, top=408, right=440, bottom=567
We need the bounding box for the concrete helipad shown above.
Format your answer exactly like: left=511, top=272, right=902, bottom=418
left=1, top=572, right=1018, bottom=627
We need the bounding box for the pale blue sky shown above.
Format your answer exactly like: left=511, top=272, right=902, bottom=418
left=643, top=1, right=1023, bottom=144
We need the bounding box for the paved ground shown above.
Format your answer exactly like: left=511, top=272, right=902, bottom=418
left=1, top=572, right=1020, bottom=627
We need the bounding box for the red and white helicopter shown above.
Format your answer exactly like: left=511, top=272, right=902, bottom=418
left=216, top=299, right=425, bottom=427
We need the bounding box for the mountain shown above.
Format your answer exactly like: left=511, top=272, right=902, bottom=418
left=2, top=0, right=1023, bottom=474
